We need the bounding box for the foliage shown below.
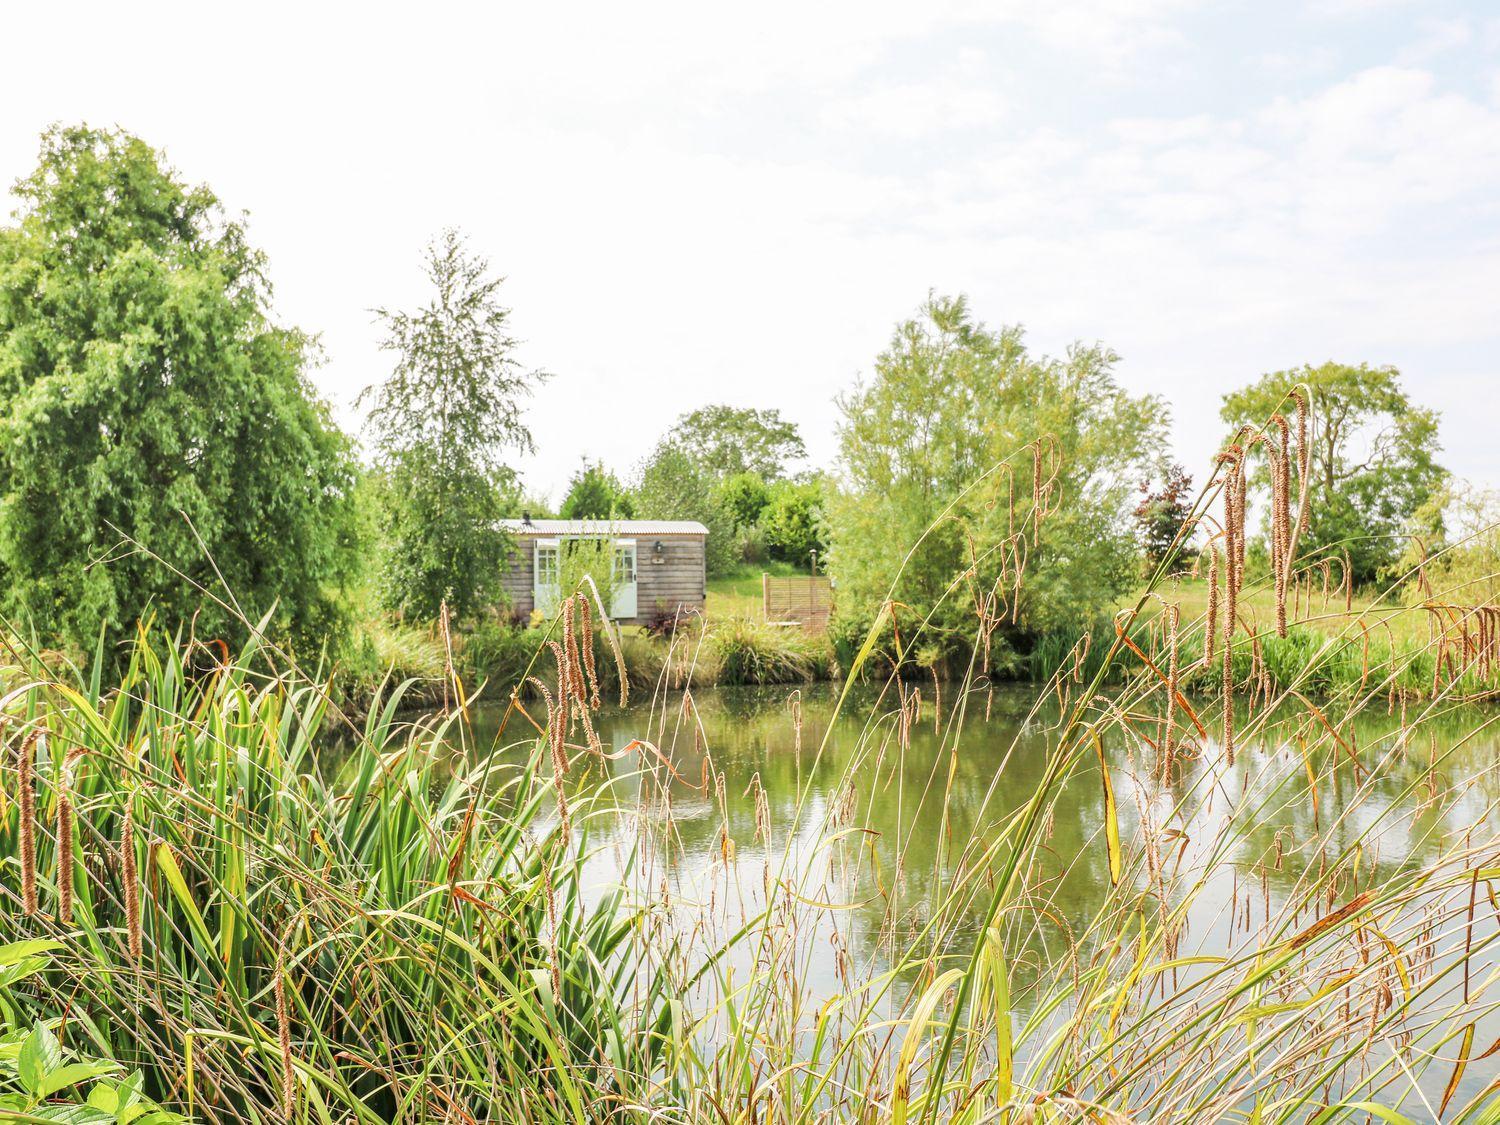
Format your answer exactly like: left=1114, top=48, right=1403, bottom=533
left=669, top=405, right=807, bottom=480
left=362, top=228, right=545, bottom=620
left=0, top=125, right=358, bottom=655
left=826, top=293, right=1166, bottom=668
left=460, top=620, right=550, bottom=688
left=1395, top=481, right=1500, bottom=605
left=0, top=945, right=184, bottom=1123
left=632, top=440, right=737, bottom=575
left=338, top=612, right=448, bottom=707
left=554, top=538, right=622, bottom=620
left=559, top=461, right=634, bottom=520
left=1133, top=462, right=1195, bottom=570
left=4, top=422, right=1500, bottom=1121
left=733, top=522, right=769, bottom=565
left=708, top=615, right=828, bottom=684
left=0, top=631, right=676, bottom=1120
left=1221, top=361, right=1446, bottom=586
left=759, top=477, right=827, bottom=565
left=716, top=472, right=770, bottom=528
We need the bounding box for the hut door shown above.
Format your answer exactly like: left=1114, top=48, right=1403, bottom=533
left=611, top=541, right=638, bottom=619
left=533, top=539, right=560, bottom=617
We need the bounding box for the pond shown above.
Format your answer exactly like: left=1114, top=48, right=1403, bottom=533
left=454, top=680, right=1500, bottom=1108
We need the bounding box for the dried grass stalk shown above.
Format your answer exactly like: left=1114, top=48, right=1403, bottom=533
left=57, top=748, right=84, bottom=924
left=18, top=731, right=38, bottom=916
left=122, top=804, right=141, bottom=963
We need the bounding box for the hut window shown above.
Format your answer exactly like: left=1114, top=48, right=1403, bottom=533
left=535, top=542, right=560, bottom=585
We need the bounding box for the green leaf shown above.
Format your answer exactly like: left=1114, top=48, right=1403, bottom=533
left=40, top=1061, right=121, bottom=1097
left=0, top=940, right=63, bottom=967
left=0, top=955, right=53, bottom=989
left=28, top=1106, right=114, bottom=1123
left=154, top=843, right=214, bottom=953
left=114, top=1071, right=146, bottom=1122
left=86, top=1081, right=119, bottom=1113
left=18, top=1023, right=62, bottom=1095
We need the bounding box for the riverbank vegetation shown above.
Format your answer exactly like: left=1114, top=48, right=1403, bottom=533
left=2, top=125, right=1489, bottom=714
left=2, top=121, right=1499, bottom=1120
left=4, top=414, right=1498, bottom=1117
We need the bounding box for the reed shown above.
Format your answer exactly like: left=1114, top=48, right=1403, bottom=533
left=1, top=391, right=1497, bottom=1123
left=0, top=629, right=684, bottom=1121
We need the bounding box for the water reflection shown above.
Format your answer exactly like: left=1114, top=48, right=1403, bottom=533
left=458, top=681, right=1500, bottom=1104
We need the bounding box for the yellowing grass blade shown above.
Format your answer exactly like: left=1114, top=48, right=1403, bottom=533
left=1442, top=1023, right=1475, bottom=1117
left=981, top=927, right=1013, bottom=1113
left=1092, top=733, right=1122, bottom=886
left=154, top=842, right=215, bottom=954
left=892, top=967, right=963, bottom=1125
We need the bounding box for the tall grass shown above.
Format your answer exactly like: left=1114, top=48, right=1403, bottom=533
left=0, top=631, right=689, bottom=1121
left=2, top=393, right=1499, bottom=1121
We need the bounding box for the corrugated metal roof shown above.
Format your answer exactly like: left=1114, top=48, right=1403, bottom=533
left=499, top=519, right=709, bottom=536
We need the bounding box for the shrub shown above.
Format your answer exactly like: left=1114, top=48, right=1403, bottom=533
left=735, top=523, right=769, bottom=565
left=709, top=615, right=827, bottom=685
left=760, top=479, right=827, bottom=565
left=716, top=472, right=770, bottom=528
left=337, top=614, right=448, bottom=707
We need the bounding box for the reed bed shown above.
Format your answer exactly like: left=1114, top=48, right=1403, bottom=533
left=2, top=389, right=1499, bottom=1122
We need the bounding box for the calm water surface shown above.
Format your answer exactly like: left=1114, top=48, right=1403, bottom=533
left=454, top=681, right=1500, bottom=1105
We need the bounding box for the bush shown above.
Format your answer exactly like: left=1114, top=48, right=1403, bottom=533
left=461, top=619, right=550, bottom=688
left=709, top=615, right=828, bottom=685
left=761, top=479, right=827, bottom=565
left=717, top=472, right=771, bottom=528
left=735, top=523, right=770, bottom=564
left=338, top=614, right=448, bottom=707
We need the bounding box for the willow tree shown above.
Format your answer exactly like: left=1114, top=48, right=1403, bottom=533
left=0, top=126, right=358, bottom=653
left=362, top=230, right=545, bottom=620
left=826, top=294, right=1167, bottom=668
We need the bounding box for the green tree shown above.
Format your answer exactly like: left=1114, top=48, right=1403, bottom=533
left=1220, top=362, right=1445, bottom=585
left=827, top=294, right=1166, bottom=664
left=671, top=405, right=807, bottom=480
left=0, top=125, right=358, bottom=652
left=362, top=229, right=545, bottom=620
left=717, top=471, right=770, bottom=528
left=761, top=478, right=827, bottom=565
left=633, top=440, right=737, bottom=575
left=560, top=461, right=634, bottom=520
left=1395, top=482, right=1495, bottom=604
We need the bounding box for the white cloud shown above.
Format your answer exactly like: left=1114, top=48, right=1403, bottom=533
left=1397, top=16, right=1474, bottom=63
left=822, top=79, right=1007, bottom=137
left=0, top=2, right=1496, bottom=498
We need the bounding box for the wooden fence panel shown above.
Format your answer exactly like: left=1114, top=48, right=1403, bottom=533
left=763, top=574, right=833, bottom=632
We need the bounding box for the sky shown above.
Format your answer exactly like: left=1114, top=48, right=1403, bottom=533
left=3, top=0, right=1498, bottom=502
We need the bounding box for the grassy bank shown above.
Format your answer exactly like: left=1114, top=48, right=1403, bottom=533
left=338, top=606, right=836, bottom=710
left=3, top=567, right=1499, bottom=1119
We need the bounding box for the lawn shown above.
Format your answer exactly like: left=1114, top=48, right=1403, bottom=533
left=706, top=561, right=811, bottom=618
left=1122, top=570, right=1434, bottom=646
